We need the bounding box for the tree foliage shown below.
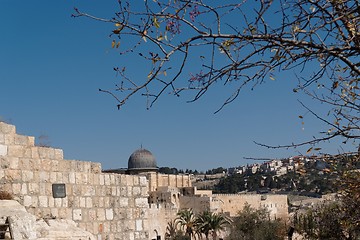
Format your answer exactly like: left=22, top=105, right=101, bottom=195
left=73, top=0, right=360, bottom=147
left=227, top=203, right=286, bottom=240
left=167, top=209, right=230, bottom=240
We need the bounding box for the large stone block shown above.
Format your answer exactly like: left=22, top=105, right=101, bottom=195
left=54, top=149, right=64, bottom=160
left=0, top=123, right=16, bottom=134
left=73, top=209, right=82, bottom=221
left=97, top=209, right=105, bottom=221
left=0, top=144, right=7, bottom=156
left=135, top=198, right=148, bottom=208
left=105, top=209, right=114, bottom=220
left=7, top=145, right=24, bottom=157
left=14, top=135, right=31, bottom=146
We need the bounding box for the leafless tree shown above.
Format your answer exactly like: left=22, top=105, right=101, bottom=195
left=73, top=0, right=360, bottom=148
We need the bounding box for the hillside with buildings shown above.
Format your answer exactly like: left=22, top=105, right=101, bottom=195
left=188, top=154, right=359, bottom=197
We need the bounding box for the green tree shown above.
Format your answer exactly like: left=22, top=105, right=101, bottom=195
left=294, top=202, right=346, bottom=240
left=196, top=211, right=231, bottom=240
left=176, top=209, right=198, bottom=239
left=74, top=0, right=360, bottom=147
left=227, top=203, right=286, bottom=240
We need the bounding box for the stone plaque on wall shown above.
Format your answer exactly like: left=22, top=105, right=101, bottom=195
left=52, top=183, right=66, bottom=198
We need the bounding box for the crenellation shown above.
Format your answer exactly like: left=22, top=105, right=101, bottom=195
left=14, top=134, right=32, bottom=146
left=0, top=122, right=16, bottom=134
left=38, top=147, right=54, bottom=159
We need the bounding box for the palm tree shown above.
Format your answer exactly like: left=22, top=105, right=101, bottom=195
left=196, top=211, right=213, bottom=239
left=176, top=209, right=197, bottom=239
left=196, top=211, right=231, bottom=240
left=165, top=220, right=178, bottom=240
left=209, top=213, right=231, bottom=239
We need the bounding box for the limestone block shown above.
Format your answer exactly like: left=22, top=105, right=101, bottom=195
left=4, top=169, right=21, bottom=183
left=135, top=220, right=143, bottom=231
left=131, top=186, right=141, bottom=196
left=0, top=170, right=4, bottom=182
left=98, top=197, right=105, bottom=208
left=14, top=134, right=30, bottom=146
left=56, top=172, right=63, bottom=182
left=31, top=147, right=40, bottom=159
left=80, top=197, right=86, bottom=208
left=135, top=198, right=148, bottom=208
left=0, top=134, right=4, bottom=144
left=12, top=183, right=21, bottom=194
left=83, top=185, right=96, bottom=196
left=104, top=175, right=111, bottom=186
left=19, top=158, right=31, bottom=169
left=54, top=198, right=62, bottom=207
left=119, top=197, right=129, bottom=207
left=69, top=172, right=76, bottom=184
left=50, top=172, right=57, bottom=182
left=86, top=197, right=93, bottom=208
left=133, top=176, right=139, bottom=186
left=96, top=209, right=105, bottom=221
left=54, top=149, right=64, bottom=160
left=127, top=187, right=133, bottom=196
left=39, top=196, right=48, bottom=207
left=0, top=156, right=10, bottom=169
left=75, top=172, right=83, bottom=184
left=99, top=175, right=105, bottom=185
left=141, top=187, right=148, bottom=196
left=88, top=209, right=96, bottom=221
left=62, top=198, right=68, bottom=207
left=21, top=183, right=28, bottom=195
left=30, top=159, right=41, bottom=172
left=73, top=209, right=82, bottom=221
left=139, top=176, right=147, bottom=187
left=48, top=197, right=54, bottom=208
left=93, top=174, right=100, bottom=185
left=91, top=163, right=101, bottom=174
left=38, top=147, right=55, bottom=159
left=104, top=197, right=110, bottom=208
left=50, top=208, right=58, bottom=218
left=39, top=171, right=50, bottom=182
left=58, top=160, right=71, bottom=172
left=0, top=144, right=7, bottom=156
left=23, top=148, right=32, bottom=158
left=0, top=123, right=16, bottom=134
left=23, top=195, right=32, bottom=207
left=110, top=174, right=116, bottom=185
left=105, top=209, right=114, bottom=220
left=4, top=134, right=14, bottom=145
left=41, top=159, right=52, bottom=172
left=28, top=182, right=40, bottom=194
left=7, top=145, right=24, bottom=157
left=9, top=157, right=19, bottom=169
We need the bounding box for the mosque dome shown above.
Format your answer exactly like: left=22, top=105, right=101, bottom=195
left=128, top=148, right=158, bottom=172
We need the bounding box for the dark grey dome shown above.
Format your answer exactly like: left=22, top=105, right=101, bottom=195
left=128, top=148, right=158, bottom=171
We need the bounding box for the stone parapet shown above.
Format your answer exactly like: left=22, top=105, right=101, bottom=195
left=0, top=122, right=150, bottom=240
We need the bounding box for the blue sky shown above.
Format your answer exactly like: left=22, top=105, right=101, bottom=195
left=1, top=1, right=356, bottom=171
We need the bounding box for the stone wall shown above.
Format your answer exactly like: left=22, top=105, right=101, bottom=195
left=212, top=194, right=288, bottom=219
left=147, top=172, right=191, bottom=192
left=179, top=193, right=288, bottom=219
left=0, top=122, right=150, bottom=240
